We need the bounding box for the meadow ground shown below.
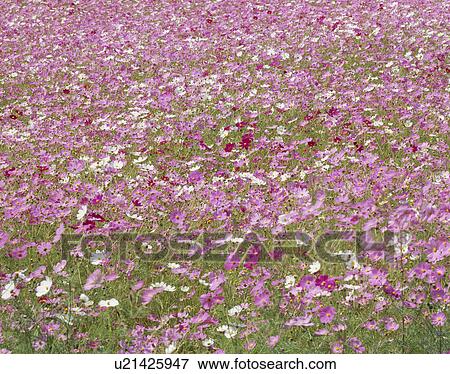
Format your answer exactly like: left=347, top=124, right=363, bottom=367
left=0, top=0, right=449, bottom=353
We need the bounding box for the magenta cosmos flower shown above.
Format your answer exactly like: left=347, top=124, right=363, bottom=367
left=224, top=143, right=235, bottom=152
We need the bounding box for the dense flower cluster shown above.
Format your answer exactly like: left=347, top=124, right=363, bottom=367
left=0, top=0, right=448, bottom=353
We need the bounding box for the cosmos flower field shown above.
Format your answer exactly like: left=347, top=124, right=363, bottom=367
left=0, top=0, right=449, bottom=354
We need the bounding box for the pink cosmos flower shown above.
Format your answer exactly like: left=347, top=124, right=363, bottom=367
left=32, top=339, right=47, bottom=352
left=132, top=280, right=144, bottom=291
left=413, top=262, right=431, bottom=279
left=383, top=283, right=401, bottom=299
left=244, top=340, right=256, bottom=351
left=368, top=268, right=387, bottom=286
left=169, top=210, right=186, bottom=227
left=52, top=223, right=65, bottom=244
left=330, top=341, right=344, bottom=354
left=83, top=269, right=104, bottom=291
left=298, top=275, right=315, bottom=289
left=267, top=335, right=279, bottom=348
left=285, top=315, right=314, bottom=327
left=332, top=323, right=347, bottom=332
left=430, top=312, right=446, bottom=327
left=141, top=287, right=164, bottom=305
left=209, top=272, right=225, bottom=291
left=53, top=260, right=67, bottom=276
left=362, top=320, right=378, bottom=331
left=67, top=159, right=85, bottom=174
left=224, top=252, right=240, bottom=271
left=426, top=245, right=445, bottom=263
left=27, top=266, right=46, bottom=281
left=91, top=194, right=103, bottom=205
left=10, top=245, right=28, bottom=260
left=348, top=337, right=365, bottom=353
left=244, top=245, right=261, bottom=270
left=319, top=306, right=336, bottom=324
left=0, top=232, right=8, bottom=249
left=105, top=272, right=119, bottom=282
left=42, top=321, right=60, bottom=336
left=384, top=318, right=399, bottom=331
left=253, top=289, right=271, bottom=308
left=200, top=290, right=224, bottom=310
left=37, top=242, right=52, bottom=256
left=188, top=171, right=203, bottom=184
left=315, top=328, right=329, bottom=336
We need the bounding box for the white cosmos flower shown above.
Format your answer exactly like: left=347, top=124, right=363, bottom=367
left=150, top=282, right=175, bottom=292
left=35, top=277, right=52, bottom=297
left=110, top=160, right=125, bottom=170
left=219, top=128, right=229, bottom=138
left=202, top=338, right=214, bottom=347
left=180, top=286, right=190, bottom=292
left=295, top=234, right=309, bottom=246
left=76, top=205, right=87, bottom=220
left=239, top=172, right=266, bottom=186
left=277, top=126, right=287, bottom=135
left=276, top=102, right=287, bottom=110
left=284, top=275, right=296, bottom=289
left=278, top=213, right=294, bottom=226
left=167, top=263, right=180, bottom=269
left=228, top=305, right=244, bottom=317
left=165, top=342, right=177, bottom=354
left=308, top=261, right=321, bottom=274
left=70, top=307, right=85, bottom=315
left=98, top=298, right=119, bottom=308
left=56, top=313, right=74, bottom=325
left=343, top=284, right=361, bottom=290
left=390, top=232, right=412, bottom=256
left=90, top=250, right=108, bottom=265
left=132, top=156, right=147, bottom=164
left=346, top=255, right=361, bottom=270
left=16, top=269, right=28, bottom=280
left=217, top=325, right=238, bottom=339
left=126, top=212, right=144, bottom=221
left=1, top=281, right=15, bottom=300
left=175, top=86, right=186, bottom=96
left=138, top=164, right=155, bottom=172
left=217, top=325, right=228, bottom=332
left=80, top=293, right=94, bottom=307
